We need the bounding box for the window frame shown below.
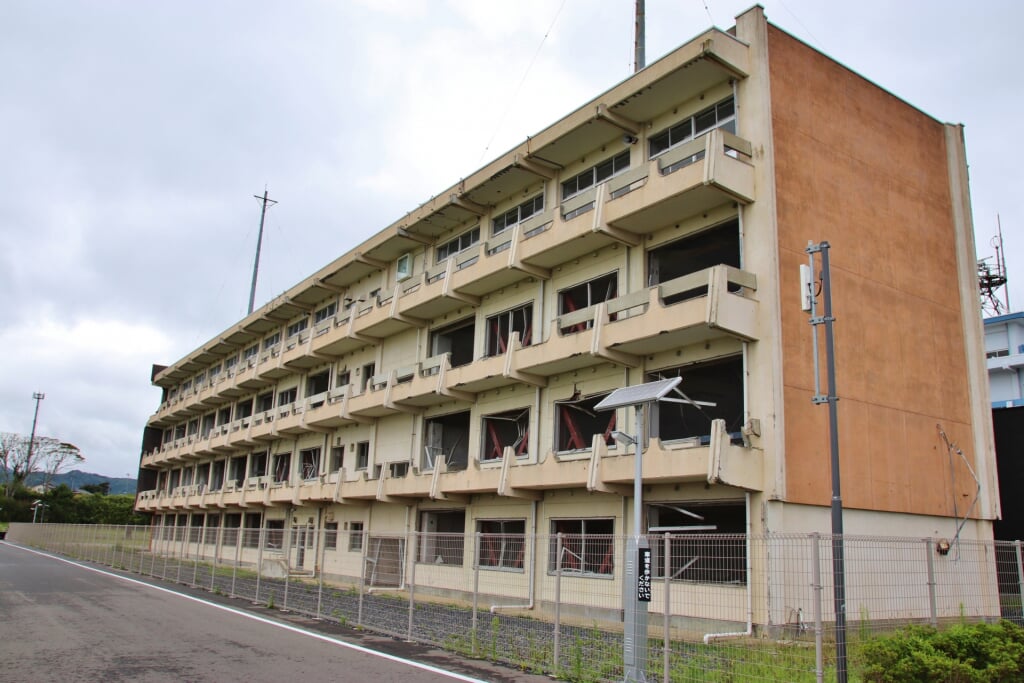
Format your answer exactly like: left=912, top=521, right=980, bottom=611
left=561, top=151, right=630, bottom=201
left=492, top=194, right=544, bottom=236
left=548, top=518, right=615, bottom=576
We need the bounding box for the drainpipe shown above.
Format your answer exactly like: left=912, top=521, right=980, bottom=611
left=703, top=492, right=754, bottom=643
left=490, top=498, right=539, bottom=613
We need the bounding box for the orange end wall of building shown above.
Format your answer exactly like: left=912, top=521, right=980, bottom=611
left=767, top=25, right=978, bottom=517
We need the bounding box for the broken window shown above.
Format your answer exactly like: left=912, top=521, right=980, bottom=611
left=478, top=519, right=526, bottom=570
left=430, top=318, right=474, bottom=368
left=554, top=392, right=616, bottom=452
left=287, top=317, right=308, bottom=338
left=355, top=441, right=369, bottom=470
left=485, top=303, right=533, bottom=356
left=424, top=411, right=470, bottom=470
left=217, top=406, right=232, bottom=426
left=187, top=419, right=199, bottom=437
left=481, top=408, right=530, bottom=462
left=307, top=370, right=330, bottom=402
left=419, top=510, right=466, bottom=566
left=249, top=451, right=267, bottom=478
left=647, top=355, right=744, bottom=444
left=558, top=272, right=618, bottom=334
left=204, top=513, right=221, bottom=545
left=189, top=514, right=204, bottom=542
left=389, top=462, right=409, bottom=478
left=647, top=502, right=746, bottom=584
left=195, top=463, right=210, bottom=489
left=336, top=369, right=351, bottom=388
left=243, top=344, right=258, bottom=360
left=548, top=518, right=614, bottom=575
left=647, top=219, right=740, bottom=304
left=174, top=424, right=186, bottom=441
left=272, top=452, right=291, bottom=483
left=181, top=467, right=194, bottom=486
left=168, top=469, right=181, bottom=490
left=300, top=448, right=321, bottom=480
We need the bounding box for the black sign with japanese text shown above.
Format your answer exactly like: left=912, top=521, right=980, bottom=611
left=637, top=547, right=652, bottom=602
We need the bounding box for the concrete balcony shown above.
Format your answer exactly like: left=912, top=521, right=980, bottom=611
left=233, top=357, right=268, bottom=391
left=309, top=310, right=368, bottom=358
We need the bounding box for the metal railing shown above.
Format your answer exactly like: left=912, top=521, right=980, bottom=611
left=6, top=524, right=1022, bottom=683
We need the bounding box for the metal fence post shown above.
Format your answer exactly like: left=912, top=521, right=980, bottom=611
left=554, top=532, right=563, bottom=675
left=1016, top=540, right=1024, bottom=618
left=925, top=538, right=938, bottom=627
left=472, top=532, right=481, bottom=656
left=407, top=531, right=418, bottom=642
left=283, top=526, right=292, bottom=613
left=663, top=532, right=671, bottom=683
left=316, top=525, right=325, bottom=620
left=255, top=524, right=266, bottom=604
left=357, top=530, right=369, bottom=627
left=812, top=532, right=824, bottom=683
left=231, top=522, right=241, bottom=598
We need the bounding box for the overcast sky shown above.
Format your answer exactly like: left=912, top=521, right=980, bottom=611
left=1, top=1, right=1020, bottom=479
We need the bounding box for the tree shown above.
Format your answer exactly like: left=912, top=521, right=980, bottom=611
left=0, top=432, right=84, bottom=496
left=81, top=482, right=110, bottom=495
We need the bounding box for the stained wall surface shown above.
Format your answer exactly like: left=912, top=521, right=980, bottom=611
left=766, top=25, right=981, bottom=516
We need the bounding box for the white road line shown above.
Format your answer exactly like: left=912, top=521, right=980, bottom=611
left=5, top=543, right=491, bottom=683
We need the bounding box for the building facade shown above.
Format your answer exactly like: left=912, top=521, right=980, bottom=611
left=986, top=312, right=1023, bottom=543
left=136, top=8, right=998, bottom=627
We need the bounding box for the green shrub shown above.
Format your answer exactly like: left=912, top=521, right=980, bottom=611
left=860, top=621, right=1024, bottom=682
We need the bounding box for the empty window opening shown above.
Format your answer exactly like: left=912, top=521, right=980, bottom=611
left=419, top=510, right=466, bottom=566
left=257, top=392, right=274, bottom=413
left=300, top=448, right=321, bottom=480
left=647, top=219, right=740, bottom=304
left=266, top=519, right=285, bottom=549
left=181, top=467, right=194, bottom=486
left=210, top=460, right=225, bottom=491
left=555, top=392, right=616, bottom=452
left=249, top=451, right=268, bottom=479
left=485, top=303, right=533, bottom=356
left=482, top=408, right=530, bottom=462
left=195, top=463, right=209, bottom=489
left=478, top=519, right=526, bottom=570
left=355, top=441, right=370, bottom=470
left=330, top=446, right=345, bottom=472
left=307, top=370, right=330, bottom=402
left=272, top=452, right=291, bottom=483
left=493, top=194, right=544, bottom=235
left=174, top=424, right=186, bottom=441
left=431, top=319, right=474, bottom=368
left=558, top=272, right=618, bottom=334
left=337, top=369, right=351, bottom=388
left=647, top=502, right=746, bottom=584
left=189, top=514, right=204, bottom=543
left=348, top=521, right=364, bottom=552
left=648, top=355, right=744, bottom=444
left=168, top=469, right=181, bottom=490
left=217, top=406, right=232, bottom=426
left=424, top=411, right=471, bottom=470
left=236, top=398, right=254, bottom=420
left=229, top=456, right=246, bottom=487
left=389, top=462, right=409, bottom=478
left=200, top=414, right=215, bottom=438
left=243, top=513, right=262, bottom=547
left=562, top=151, right=630, bottom=201
left=223, top=513, right=241, bottom=546
left=649, top=96, right=736, bottom=160
left=436, top=226, right=480, bottom=263
left=277, top=387, right=297, bottom=407
left=549, top=518, right=614, bottom=575
left=187, top=419, right=199, bottom=437
left=360, top=363, right=375, bottom=393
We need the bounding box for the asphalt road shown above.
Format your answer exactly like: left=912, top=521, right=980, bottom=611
left=0, top=542, right=550, bottom=683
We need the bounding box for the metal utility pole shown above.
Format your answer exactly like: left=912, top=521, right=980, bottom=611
left=248, top=189, right=278, bottom=315
left=634, top=0, right=646, bottom=72
left=24, top=392, right=45, bottom=481
left=803, top=242, right=847, bottom=683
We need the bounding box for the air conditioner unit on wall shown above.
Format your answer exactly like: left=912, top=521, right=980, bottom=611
left=396, top=253, right=412, bottom=281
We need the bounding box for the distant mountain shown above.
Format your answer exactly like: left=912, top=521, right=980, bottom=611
left=23, top=470, right=137, bottom=495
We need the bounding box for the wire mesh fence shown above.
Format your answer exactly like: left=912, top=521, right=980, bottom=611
left=7, top=522, right=1023, bottom=683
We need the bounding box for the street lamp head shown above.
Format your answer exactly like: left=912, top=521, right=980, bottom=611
left=610, top=430, right=636, bottom=447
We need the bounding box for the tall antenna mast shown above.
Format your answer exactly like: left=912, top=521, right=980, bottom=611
left=978, top=215, right=1009, bottom=316
left=634, top=0, right=646, bottom=72
left=248, top=189, right=277, bottom=315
